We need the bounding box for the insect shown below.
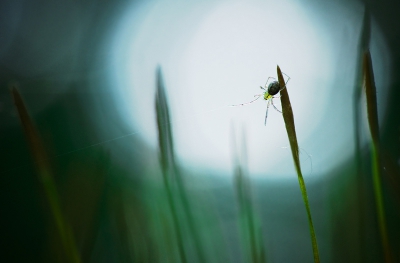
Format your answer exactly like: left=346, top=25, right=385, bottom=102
left=231, top=73, right=290, bottom=125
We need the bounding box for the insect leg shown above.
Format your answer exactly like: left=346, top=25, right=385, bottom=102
left=299, top=147, right=313, bottom=175
left=264, top=77, right=276, bottom=89
left=271, top=97, right=282, bottom=113
left=264, top=99, right=271, bottom=126
left=230, top=94, right=262, bottom=107
left=280, top=72, right=291, bottom=91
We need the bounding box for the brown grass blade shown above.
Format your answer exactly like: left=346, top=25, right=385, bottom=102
left=11, top=87, right=81, bottom=263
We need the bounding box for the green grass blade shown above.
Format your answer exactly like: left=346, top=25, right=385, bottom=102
left=156, top=67, right=187, bottom=263
left=277, top=66, right=320, bottom=263
left=234, top=165, right=259, bottom=263
left=174, top=169, right=207, bottom=263
left=258, top=226, right=267, bottom=263
left=363, top=51, right=392, bottom=262
left=353, top=8, right=371, bottom=261
left=156, top=67, right=206, bottom=263
left=232, top=129, right=267, bottom=263
left=11, top=87, right=81, bottom=263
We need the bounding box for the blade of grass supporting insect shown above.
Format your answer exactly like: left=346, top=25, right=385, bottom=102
left=11, top=87, right=81, bottom=263
left=363, top=50, right=392, bottom=262
left=277, top=66, right=320, bottom=263
left=155, top=68, right=187, bottom=263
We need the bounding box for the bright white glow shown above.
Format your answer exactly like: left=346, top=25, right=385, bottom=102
left=109, top=0, right=389, bottom=178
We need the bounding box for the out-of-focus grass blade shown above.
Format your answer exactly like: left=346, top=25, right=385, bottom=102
left=234, top=157, right=258, bottom=263
left=156, top=67, right=207, bottom=263
left=156, top=67, right=175, bottom=172
left=353, top=8, right=371, bottom=261
left=354, top=7, right=371, bottom=169
left=363, top=50, right=392, bottom=263
left=11, top=87, right=81, bottom=263
left=363, top=51, right=379, bottom=145
left=62, top=151, right=109, bottom=263
left=232, top=127, right=267, bottom=263
left=278, top=66, right=320, bottom=263
left=155, top=67, right=187, bottom=263
left=174, top=168, right=207, bottom=263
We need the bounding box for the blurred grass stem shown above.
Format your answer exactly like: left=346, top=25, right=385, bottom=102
left=232, top=128, right=267, bottom=263
left=363, top=51, right=392, bottom=262
left=156, top=67, right=206, bottom=263
left=11, top=87, right=81, bottom=263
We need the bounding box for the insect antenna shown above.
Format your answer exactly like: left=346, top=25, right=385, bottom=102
left=264, top=76, right=277, bottom=88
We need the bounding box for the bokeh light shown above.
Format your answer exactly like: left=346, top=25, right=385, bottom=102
left=110, top=0, right=390, bottom=178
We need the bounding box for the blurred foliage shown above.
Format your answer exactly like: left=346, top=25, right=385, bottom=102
left=232, top=129, right=267, bottom=263
left=1, top=2, right=400, bottom=262
left=3, top=59, right=400, bottom=262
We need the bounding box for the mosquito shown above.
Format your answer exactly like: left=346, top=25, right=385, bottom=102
left=231, top=73, right=290, bottom=125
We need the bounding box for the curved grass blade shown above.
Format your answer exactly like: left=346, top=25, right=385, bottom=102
left=363, top=50, right=392, bottom=262
left=11, top=87, right=81, bottom=263
left=277, top=66, right=320, bottom=263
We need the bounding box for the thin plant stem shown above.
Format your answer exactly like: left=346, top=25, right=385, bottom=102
left=363, top=50, right=392, bottom=263
left=11, top=87, right=81, bottom=263
left=232, top=128, right=266, bottom=263
left=277, top=66, right=320, bottom=263
left=155, top=68, right=188, bottom=263
left=352, top=8, right=371, bottom=262
left=235, top=166, right=259, bottom=263
left=156, top=67, right=209, bottom=263
left=175, top=168, right=207, bottom=263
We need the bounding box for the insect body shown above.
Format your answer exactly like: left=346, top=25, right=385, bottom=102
left=265, top=80, right=281, bottom=97
left=231, top=73, right=290, bottom=125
